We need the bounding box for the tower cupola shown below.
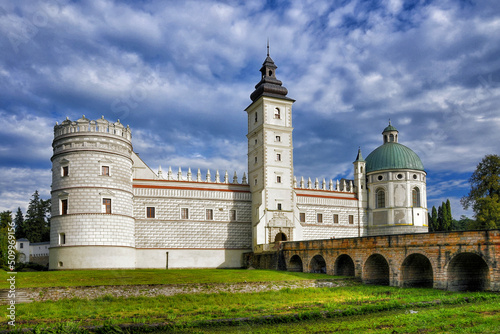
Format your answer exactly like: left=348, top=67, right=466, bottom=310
left=250, top=44, right=293, bottom=102
left=382, top=120, right=399, bottom=143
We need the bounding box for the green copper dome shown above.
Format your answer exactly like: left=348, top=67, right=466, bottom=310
left=365, top=142, right=424, bottom=173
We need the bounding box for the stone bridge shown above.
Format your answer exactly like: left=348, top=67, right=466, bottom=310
left=250, top=230, right=500, bottom=291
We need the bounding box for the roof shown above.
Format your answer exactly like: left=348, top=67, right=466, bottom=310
left=365, top=142, right=424, bottom=173
left=382, top=124, right=398, bottom=133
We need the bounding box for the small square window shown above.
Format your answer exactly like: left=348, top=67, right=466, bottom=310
left=299, top=212, right=305, bottom=222
left=317, top=213, right=323, bottom=223
left=334, top=214, right=339, bottom=224
left=206, top=209, right=213, bottom=220
left=181, top=208, right=189, bottom=219
left=102, top=166, right=110, bottom=176
left=61, top=199, right=68, bottom=215
left=62, top=166, right=69, bottom=177
left=230, top=209, right=237, bottom=221
left=146, top=207, right=155, bottom=218
left=349, top=215, right=354, bottom=224
left=103, top=198, right=112, bottom=214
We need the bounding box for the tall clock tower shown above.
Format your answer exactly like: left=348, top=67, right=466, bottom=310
left=245, top=49, right=296, bottom=249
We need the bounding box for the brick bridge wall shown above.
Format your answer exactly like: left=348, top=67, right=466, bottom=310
left=249, top=230, right=500, bottom=291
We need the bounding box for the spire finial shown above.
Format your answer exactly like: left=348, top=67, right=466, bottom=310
left=267, top=38, right=270, bottom=57
left=389, top=118, right=391, bottom=125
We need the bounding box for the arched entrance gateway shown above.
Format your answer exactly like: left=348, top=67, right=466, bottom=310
left=363, top=254, right=390, bottom=285
left=274, top=232, right=287, bottom=242
left=401, top=253, right=433, bottom=288
left=447, top=252, right=490, bottom=291
left=310, top=254, right=327, bottom=274
left=334, top=254, right=355, bottom=277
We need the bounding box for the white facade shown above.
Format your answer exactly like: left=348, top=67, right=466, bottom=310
left=49, top=54, right=428, bottom=270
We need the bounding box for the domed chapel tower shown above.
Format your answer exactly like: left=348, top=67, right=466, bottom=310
left=49, top=116, right=135, bottom=269
left=246, top=47, right=296, bottom=249
left=364, top=122, right=428, bottom=236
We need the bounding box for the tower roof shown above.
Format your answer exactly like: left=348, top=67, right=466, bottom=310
left=249, top=45, right=294, bottom=102
left=382, top=120, right=398, bottom=133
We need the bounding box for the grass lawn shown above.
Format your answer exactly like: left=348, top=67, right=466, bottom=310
left=4, top=281, right=500, bottom=332
left=0, top=268, right=341, bottom=289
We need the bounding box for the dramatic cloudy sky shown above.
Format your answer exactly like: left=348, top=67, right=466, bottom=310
left=1, top=0, right=499, bottom=219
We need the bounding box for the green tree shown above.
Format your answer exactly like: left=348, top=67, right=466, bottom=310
left=24, top=191, right=51, bottom=243
left=429, top=206, right=438, bottom=232
left=437, top=205, right=444, bottom=231
left=0, top=211, right=13, bottom=267
left=442, top=200, right=452, bottom=231
left=14, top=207, right=26, bottom=239
left=461, top=154, right=500, bottom=229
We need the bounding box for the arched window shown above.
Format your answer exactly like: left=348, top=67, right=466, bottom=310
left=376, top=188, right=386, bottom=208
left=412, top=187, right=420, bottom=207
left=274, top=108, right=281, bottom=119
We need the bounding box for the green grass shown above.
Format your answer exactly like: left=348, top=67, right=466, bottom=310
left=0, top=268, right=341, bottom=289
left=4, top=284, right=499, bottom=332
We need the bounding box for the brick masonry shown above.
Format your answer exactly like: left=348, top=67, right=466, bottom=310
left=250, top=230, right=500, bottom=291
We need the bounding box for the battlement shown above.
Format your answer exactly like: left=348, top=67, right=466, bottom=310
left=157, top=166, right=248, bottom=185
left=54, top=115, right=131, bottom=141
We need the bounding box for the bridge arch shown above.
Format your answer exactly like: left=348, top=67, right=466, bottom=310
left=401, top=253, right=433, bottom=288
left=334, top=254, right=355, bottom=276
left=447, top=252, right=490, bottom=291
left=288, top=254, right=303, bottom=272
left=363, top=254, right=390, bottom=285
left=309, top=254, right=327, bottom=274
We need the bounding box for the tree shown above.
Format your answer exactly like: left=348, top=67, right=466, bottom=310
left=442, top=200, right=452, bottom=231
left=0, top=211, right=13, bottom=268
left=461, top=154, right=500, bottom=229
left=14, top=207, right=26, bottom=239
left=24, top=191, right=51, bottom=243
left=437, top=205, right=444, bottom=231
left=429, top=206, right=438, bottom=232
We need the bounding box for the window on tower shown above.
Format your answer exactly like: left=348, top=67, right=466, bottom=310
left=317, top=213, right=323, bottom=223
left=61, top=199, right=68, bottom=215
left=412, top=187, right=421, bottom=207
left=102, top=166, right=110, bottom=176
left=376, top=189, right=386, bottom=208
left=300, top=212, right=305, bottom=222
left=276, top=176, right=281, bottom=183
left=181, top=208, right=189, bottom=219
left=254, top=112, right=258, bottom=123
left=274, top=108, right=281, bottom=119
left=146, top=207, right=155, bottom=218
left=103, top=198, right=112, bottom=214
left=276, top=153, right=281, bottom=161
left=229, top=209, right=237, bottom=221
left=206, top=209, right=213, bottom=220
left=275, top=135, right=281, bottom=142
left=62, top=166, right=69, bottom=177
left=349, top=215, right=354, bottom=224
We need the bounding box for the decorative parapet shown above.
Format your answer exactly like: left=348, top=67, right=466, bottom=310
left=294, top=175, right=354, bottom=192
left=157, top=166, right=248, bottom=185
left=54, top=115, right=132, bottom=141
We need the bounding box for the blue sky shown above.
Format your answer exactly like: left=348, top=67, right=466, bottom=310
left=1, top=0, right=500, bottom=219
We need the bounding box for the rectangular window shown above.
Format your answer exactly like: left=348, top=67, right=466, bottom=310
left=300, top=212, right=305, bottom=222
left=61, top=199, right=68, bottom=215
left=349, top=215, right=354, bottom=224
left=276, top=135, right=281, bottom=142
left=229, top=209, right=237, bottom=221
left=102, top=166, right=110, bottom=176
left=254, top=156, right=258, bottom=164
left=317, top=213, right=323, bottom=223
left=276, top=153, right=281, bottom=161
left=103, top=198, right=112, bottom=214
left=146, top=207, right=155, bottom=218
left=254, top=178, right=258, bottom=186
left=254, top=112, right=258, bottom=122
left=277, top=203, right=282, bottom=210
left=334, top=214, right=339, bottom=224
left=62, top=166, right=69, bottom=177
left=59, top=233, right=65, bottom=245
left=181, top=208, right=189, bottom=219
left=206, top=209, right=213, bottom=220
left=20, top=243, right=23, bottom=249
left=276, top=176, right=281, bottom=183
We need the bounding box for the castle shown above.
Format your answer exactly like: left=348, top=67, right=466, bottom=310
left=49, top=53, right=428, bottom=270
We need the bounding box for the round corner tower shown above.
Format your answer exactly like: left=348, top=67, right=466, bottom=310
left=49, top=115, right=135, bottom=269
